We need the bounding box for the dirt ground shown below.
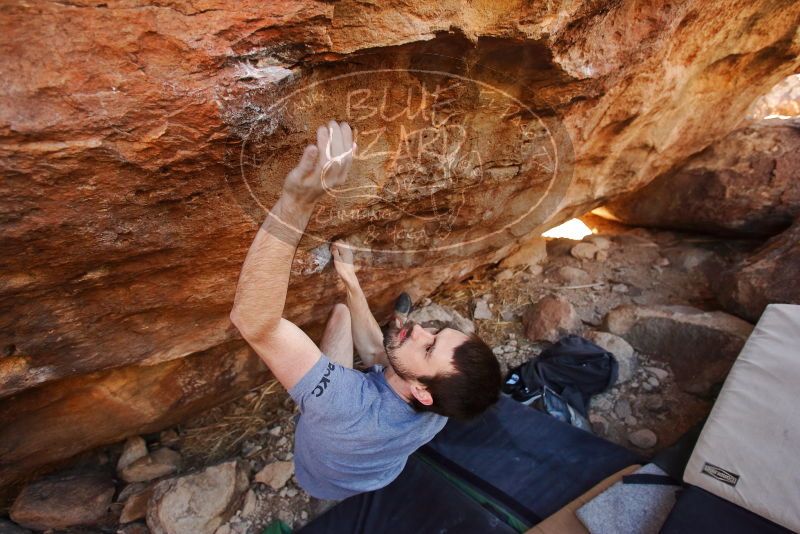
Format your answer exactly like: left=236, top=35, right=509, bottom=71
left=95, top=214, right=761, bottom=533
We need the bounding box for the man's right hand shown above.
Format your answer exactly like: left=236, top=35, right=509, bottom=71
left=282, top=120, right=356, bottom=207
left=332, top=240, right=358, bottom=288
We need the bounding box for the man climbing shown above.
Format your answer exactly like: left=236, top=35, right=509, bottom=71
left=230, top=120, right=502, bottom=500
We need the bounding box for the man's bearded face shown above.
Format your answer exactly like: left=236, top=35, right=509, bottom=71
left=383, top=318, right=418, bottom=381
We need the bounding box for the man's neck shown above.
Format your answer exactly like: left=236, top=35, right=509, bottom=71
left=382, top=366, right=415, bottom=404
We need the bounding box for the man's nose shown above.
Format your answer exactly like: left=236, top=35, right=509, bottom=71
left=411, top=324, right=433, bottom=342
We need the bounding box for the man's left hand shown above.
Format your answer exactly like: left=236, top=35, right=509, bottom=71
left=282, top=120, right=356, bottom=207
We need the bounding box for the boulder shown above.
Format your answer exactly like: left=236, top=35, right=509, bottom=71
left=147, top=461, right=248, bottom=534
left=522, top=295, right=582, bottom=343
left=605, top=304, right=753, bottom=395
left=10, top=473, right=115, bottom=530
left=408, top=303, right=475, bottom=334
left=120, top=448, right=182, bottom=483
left=714, top=218, right=800, bottom=322
left=255, top=461, right=294, bottom=491
left=2, top=0, right=800, bottom=490
left=599, top=119, right=800, bottom=237
left=585, top=331, right=637, bottom=383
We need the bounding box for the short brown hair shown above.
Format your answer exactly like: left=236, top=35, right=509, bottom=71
left=412, top=333, right=502, bottom=420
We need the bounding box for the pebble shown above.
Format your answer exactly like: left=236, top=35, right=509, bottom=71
left=117, top=436, right=148, bottom=473
left=646, top=366, right=670, bottom=381
left=611, top=283, right=629, bottom=293
left=255, top=461, right=294, bottom=491
left=556, top=266, right=592, bottom=285
left=269, top=426, right=282, bottom=437
left=119, top=447, right=181, bottom=483
left=645, top=396, right=665, bottom=412
left=589, top=414, right=609, bottom=435
left=614, top=400, right=632, bottom=419
left=648, top=376, right=660, bottom=387
left=571, top=242, right=600, bottom=261
left=586, top=235, right=612, bottom=250
left=592, top=397, right=613, bottom=412
left=628, top=429, right=658, bottom=449
left=473, top=298, right=493, bottom=320
left=241, top=490, right=257, bottom=517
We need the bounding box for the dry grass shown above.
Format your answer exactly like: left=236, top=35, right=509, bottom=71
left=434, top=265, right=534, bottom=347
left=179, top=379, right=285, bottom=466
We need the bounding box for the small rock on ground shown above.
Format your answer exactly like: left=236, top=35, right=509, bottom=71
left=117, top=436, right=148, bottom=472
left=556, top=266, right=592, bottom=285
left=521, top=295, right=582, bottom=343
left=571, top=242, right=600, bottom=261
left=120, top=486, right=154, bottom=524
left=120, top=448, right=182, bottom=483
left=147, top=460, right=249, bottom=534
left=585, top=331, right=637, bottom=383
left=255, top=461, right=294, bottom=491
left=614, top=399, right=632, bottom=419
left=646, top=366, right=670, bottom=382
left=628, top=429, right=658, bottom=449
left=473, top=298, right=493, bottom=320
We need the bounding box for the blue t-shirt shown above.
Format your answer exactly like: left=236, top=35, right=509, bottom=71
left=288, top=353, right=448, bottom=499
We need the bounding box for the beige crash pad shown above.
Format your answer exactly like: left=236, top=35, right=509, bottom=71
left=684, top=304, right=800, bottom=533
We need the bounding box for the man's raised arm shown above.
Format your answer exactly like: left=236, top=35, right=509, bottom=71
left=331, top=241, right=389, bottom=368
left=230, top=120, right=355, bottom=391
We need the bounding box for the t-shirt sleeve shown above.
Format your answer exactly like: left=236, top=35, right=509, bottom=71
left=288, top=353, right=367, bottom=424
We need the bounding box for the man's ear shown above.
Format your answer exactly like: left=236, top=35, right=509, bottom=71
left=410, top=383, right=433, bottom=406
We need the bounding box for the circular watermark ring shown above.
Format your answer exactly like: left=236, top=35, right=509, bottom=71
left=225, top=51, right=574, bottom=267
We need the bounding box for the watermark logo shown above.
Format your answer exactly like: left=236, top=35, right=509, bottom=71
left=225, top=52, right=574, bottom=267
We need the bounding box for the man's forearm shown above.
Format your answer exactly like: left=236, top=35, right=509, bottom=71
left=230, top=194, right=314, bottom=341
left=344, top=279, right=387, bottom=366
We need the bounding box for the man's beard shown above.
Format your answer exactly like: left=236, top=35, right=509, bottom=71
left=383, top=318, right=417, bottom=381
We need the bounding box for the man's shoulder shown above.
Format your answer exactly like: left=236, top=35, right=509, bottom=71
left=290, top=354, right=386, bottom=423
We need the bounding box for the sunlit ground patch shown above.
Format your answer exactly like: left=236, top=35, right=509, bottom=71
left=541, top=218, right=593, bottom=240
